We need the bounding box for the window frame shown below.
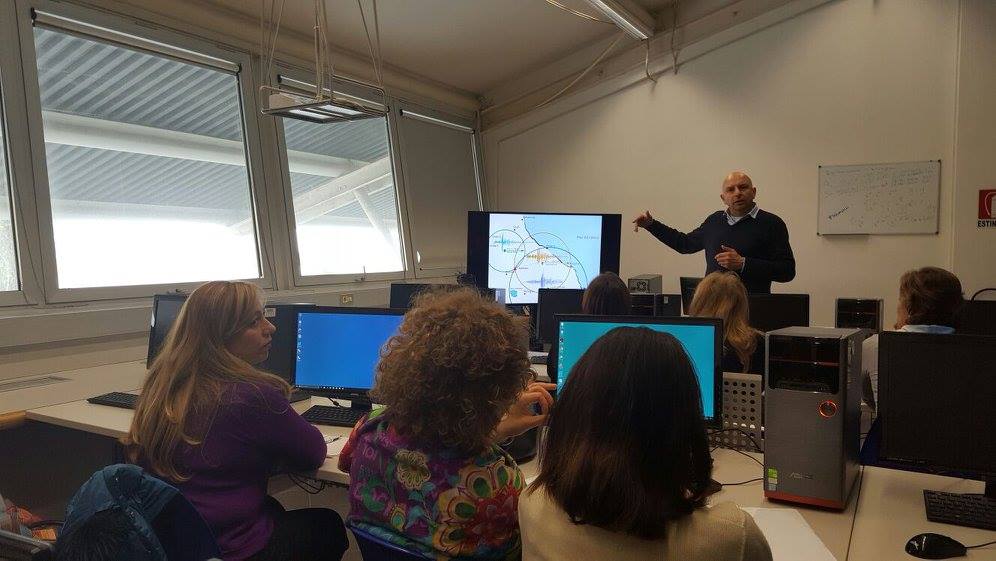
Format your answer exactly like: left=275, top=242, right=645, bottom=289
left=14, top=0, right=278, bottom=303
left=394, top=100, right=482, bottom=278
left=0, top=0, right=43, bottom=306
left=268, top=63, right=412, bottom=287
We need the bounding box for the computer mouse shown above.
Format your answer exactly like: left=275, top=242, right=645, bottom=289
left=905, top=533, right=967, bottom=559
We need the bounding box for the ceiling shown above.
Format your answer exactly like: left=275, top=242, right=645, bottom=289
left=209, top=0, right=676, bottom=94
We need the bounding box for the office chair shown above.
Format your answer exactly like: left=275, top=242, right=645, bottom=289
left=0, top=528, right=53, bottom=560
left=60, top=465, right=219, bottom=561
left=349, top=524, right=430, bottom=561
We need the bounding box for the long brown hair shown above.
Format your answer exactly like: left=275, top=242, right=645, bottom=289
left=123, top=281, right=289, bottom=481
left=898, top=267, right=963, bottom=328
left=581, top=272, right=631, bottom=316
left=371, top=287, right=531, bottom=455
left=531, top=327, right=712, bottom=538
left=688, top=271, right=761, bottom=373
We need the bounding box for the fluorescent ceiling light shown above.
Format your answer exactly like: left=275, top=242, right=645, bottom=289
left=263, top=91, right=386, bottom=124
left=583, top=0, right=655, bottom=40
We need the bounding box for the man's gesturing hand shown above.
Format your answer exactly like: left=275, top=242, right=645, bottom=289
left=715, top=245, right=745, bottom=271
left=632, top=210, right=654, bottom=232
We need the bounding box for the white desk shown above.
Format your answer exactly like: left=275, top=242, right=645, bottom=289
left=848, top=467, right=996, bottom=560
left=0, top=360, right=146, bottom=429
left=25, top=395, right=851, bottom=557
left=34, top=386, right=996, bottom=561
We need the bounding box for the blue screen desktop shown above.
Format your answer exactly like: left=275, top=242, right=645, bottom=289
left=556, top=321, right=716, bottom=419
left=294, top=312, right=403, bottom=390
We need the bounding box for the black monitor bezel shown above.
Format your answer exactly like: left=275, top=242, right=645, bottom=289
left=550, top=314, right=723, bottom=428
left=290, top=306, right=406, bottom=401
left=878, top=331, right=996, bottom=479
left=747, top=293, right=810, bottom=332
left=537, top=288, right=585, bottom=344
left=466, top=211, right=622, bottom=305
left=389, top=283, right=435, bottom=310
left=679, top=277, right=702, bottom=315
left=147, top=293, right=188, bottom=368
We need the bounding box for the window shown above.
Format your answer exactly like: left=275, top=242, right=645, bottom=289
left=281, top=113, right=403, bottom=277
left=33, top=25, right=261, bottom=289
left=395, top=105, right=481, bottom=274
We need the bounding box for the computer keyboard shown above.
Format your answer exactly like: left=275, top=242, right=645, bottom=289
left=87, top=392, right=139, bottom=409
left=923, top=490, right=996, bottom=531
left=301, top=405, right=367, bottom=427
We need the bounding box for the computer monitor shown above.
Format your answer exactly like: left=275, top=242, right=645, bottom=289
left=147, top=293, right=187, bottom=367
left=878, top=332, right=996, bottom=529
left=292, top=307, right=405, bottom=406
left=390, top=283, right=497, bottom=310
left=390, top=283, right=435, bottom=309
left=0, top=528, right=53, bottom=561
left=955, top=300, right=996, bottom=336
left=551, top=315, right=722, bottom=427
left=679, top=277, right=702, bottom=315
left=466, top=211, right=622, bottom=305
left=747, top=293, right=810, bottom=332
left=537, top=288, right=584, bottom=344
left=258, top=303, right=317, bottom=381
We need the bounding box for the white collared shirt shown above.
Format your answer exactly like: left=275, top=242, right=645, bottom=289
left=725, top=203, right=760, bottom=226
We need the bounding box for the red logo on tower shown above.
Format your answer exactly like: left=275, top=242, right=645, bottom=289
left=980, top=189, right=996, bottom=228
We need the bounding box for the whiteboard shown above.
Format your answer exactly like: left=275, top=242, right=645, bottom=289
left=818, top=160, right=940, bottom=235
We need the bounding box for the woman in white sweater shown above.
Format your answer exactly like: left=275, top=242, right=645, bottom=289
left=862, top=266, right=963, bottom=409
left=519, top=327, right=771, bottom=561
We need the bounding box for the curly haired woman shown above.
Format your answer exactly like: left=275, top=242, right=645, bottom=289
left=338, top=288, right=554, bottom=560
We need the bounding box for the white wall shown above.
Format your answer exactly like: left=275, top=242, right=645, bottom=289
left=484, top=0, right=965, bottom=328
left=952, top=0, right=996, bottom=296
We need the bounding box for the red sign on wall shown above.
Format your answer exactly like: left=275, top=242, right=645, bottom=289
left=980, top=189, right=996, bottom=227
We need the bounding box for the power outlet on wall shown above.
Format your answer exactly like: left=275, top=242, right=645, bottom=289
left=339, top=293, right=354, bottom=305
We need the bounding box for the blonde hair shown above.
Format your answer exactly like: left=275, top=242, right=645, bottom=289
left=688, top=272, right=761, bottom=373
left=123, top=281, right=289, bottom=481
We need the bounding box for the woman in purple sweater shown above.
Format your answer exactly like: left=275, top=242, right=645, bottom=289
left=124, top=281, right=347, bottom=561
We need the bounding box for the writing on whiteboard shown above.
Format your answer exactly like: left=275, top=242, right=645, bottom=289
left=819, top=161, right=939, bottom=234
left=828, top=207, right=849, bottom=220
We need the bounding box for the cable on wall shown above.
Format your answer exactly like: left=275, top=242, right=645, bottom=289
left=643, top=38, right=657, bottom=83
left=534, top=31, right=626, bottom=110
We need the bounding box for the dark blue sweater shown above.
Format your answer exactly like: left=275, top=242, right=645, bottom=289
left=647, top=209, right=795, bottom=293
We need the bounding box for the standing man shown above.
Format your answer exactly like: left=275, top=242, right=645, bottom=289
left=633, top=171, right=795, bottom=293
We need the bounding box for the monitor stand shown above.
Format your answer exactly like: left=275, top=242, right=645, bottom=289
left=922, top=479, right=996, bottom=531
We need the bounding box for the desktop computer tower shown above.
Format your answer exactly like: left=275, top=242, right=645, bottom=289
left=763, top=327, right=863, bottom=509
left=835, top=298, right=883, bottom=333
left=628, top=274, right=662, bottom=294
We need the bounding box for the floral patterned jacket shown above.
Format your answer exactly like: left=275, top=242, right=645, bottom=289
left=338, top=408, right=524, bottom=560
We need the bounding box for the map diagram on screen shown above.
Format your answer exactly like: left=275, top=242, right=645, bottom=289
left=488, top=214, right=602, bottom=304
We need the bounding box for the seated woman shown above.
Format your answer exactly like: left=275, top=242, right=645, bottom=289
left=124, top=281, right=347, bottom=561
left=519, top=327, right=771, bottom=561
left=689, top=271, right=765, bottom=374
left=338, top=288, right=554, bottom=559
left=862, top=266, right=963, bottom=409
left=582, top=272, right=632, bottom=315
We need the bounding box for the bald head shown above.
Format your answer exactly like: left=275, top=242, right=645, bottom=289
left=723, top=171, right=753, bottom=189
left=720, top=171, right=757, bottom=216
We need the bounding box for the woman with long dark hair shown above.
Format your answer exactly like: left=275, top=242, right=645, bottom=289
left=519, top=327, right=771, bottom=561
